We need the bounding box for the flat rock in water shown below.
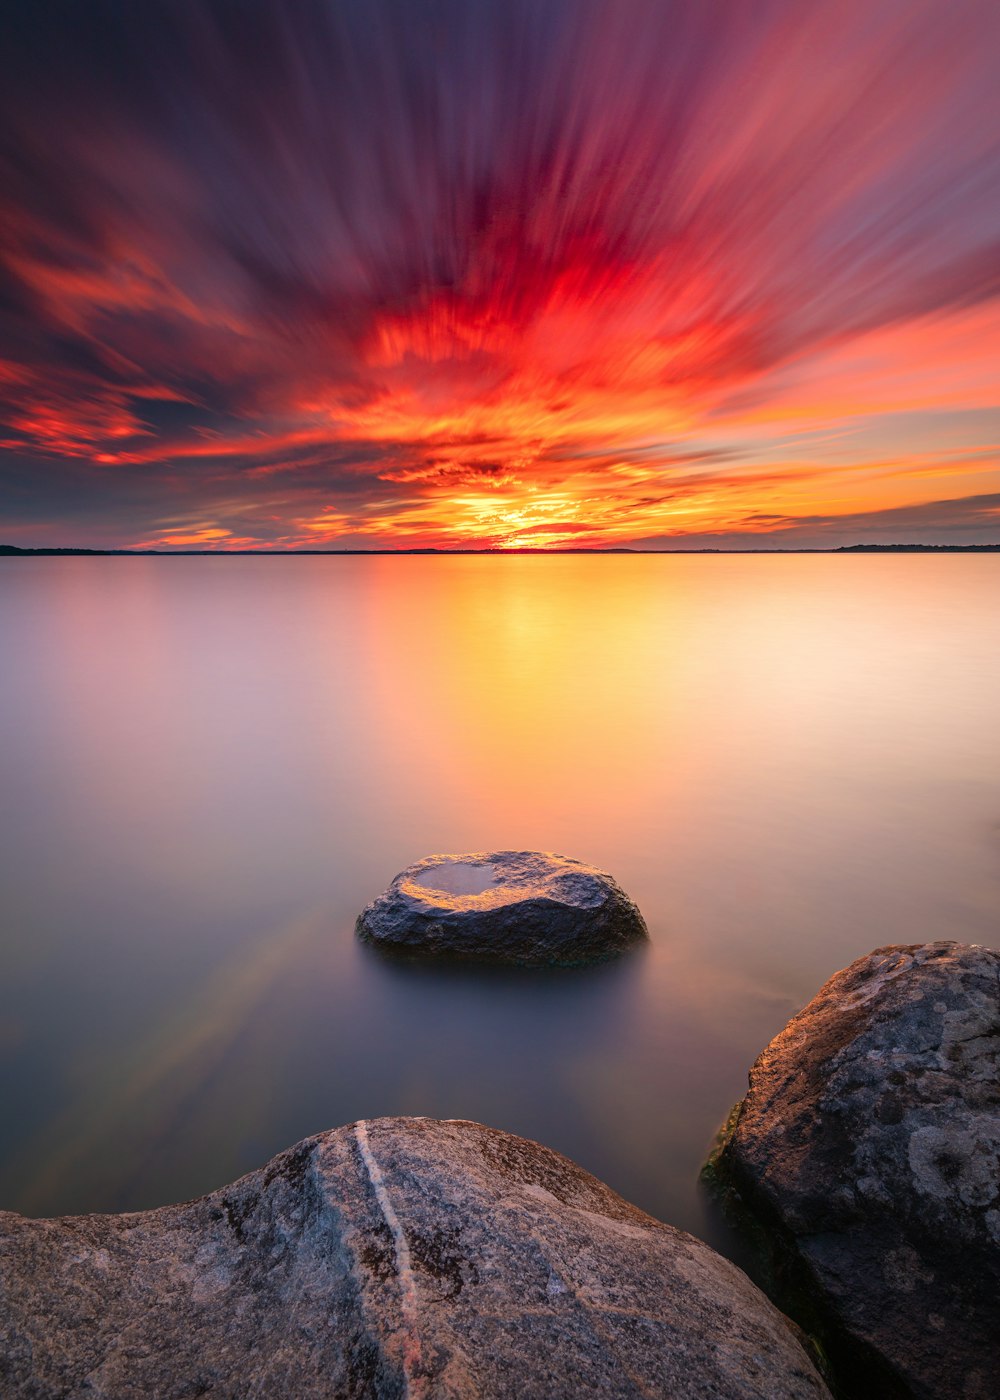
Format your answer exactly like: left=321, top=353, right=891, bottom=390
left=0, top=1116, right=829, bottom=1399
left=356, top=850, right=648, bottom=965
left=708, top=941, right=1000, bottom=1400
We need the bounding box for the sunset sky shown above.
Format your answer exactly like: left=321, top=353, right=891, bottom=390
left=1, top=0, right=999, bottom=550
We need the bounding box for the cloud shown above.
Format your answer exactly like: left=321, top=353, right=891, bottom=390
left=1, top=0, right=999, bottom=545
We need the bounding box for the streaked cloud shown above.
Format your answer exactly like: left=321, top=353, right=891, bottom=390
left=1, top=0, right=998, bottom=547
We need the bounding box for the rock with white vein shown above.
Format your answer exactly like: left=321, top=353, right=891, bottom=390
left=0, top=1116, right=829, bottom=1398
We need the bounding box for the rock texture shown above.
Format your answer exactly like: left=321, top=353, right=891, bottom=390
left=0, top=1116, right=828, bottom=1399
left=356, top=851, right=648, bottom=966
left=708, top=941, right=1000, bottom=1400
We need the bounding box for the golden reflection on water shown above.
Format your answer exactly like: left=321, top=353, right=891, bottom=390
left=1, top=554, right=999, bottom=1227
left=359, top=556, right=698, bottom=846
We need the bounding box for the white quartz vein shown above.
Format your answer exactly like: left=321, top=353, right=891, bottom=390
left=355, top=1119, right=425, bottom=1398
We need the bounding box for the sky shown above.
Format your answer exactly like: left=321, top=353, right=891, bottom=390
left=1, top=0, right=999, bottom=550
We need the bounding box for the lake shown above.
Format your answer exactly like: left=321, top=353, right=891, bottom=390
left=1, top=554, right=998, bottom=1256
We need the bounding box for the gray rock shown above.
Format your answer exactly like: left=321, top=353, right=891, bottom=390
left=0, top=1116, right=829, bottom=1399
left=708, top=941, right=1000, bottom=1400
left=356, top=851, right=648, bottom=966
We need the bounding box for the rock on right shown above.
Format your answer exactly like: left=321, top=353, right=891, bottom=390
left=705, top=941, right=1000, bottom=1400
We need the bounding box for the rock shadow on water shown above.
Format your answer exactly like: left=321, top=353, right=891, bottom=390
left=357, top=925, right=651, bottom=993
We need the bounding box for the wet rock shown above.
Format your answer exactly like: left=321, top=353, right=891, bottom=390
left=708, top=941, right=1000, bottom=1400
left=356, top=850, right=648, bottom=966
left=0, top=1116, right=828, bottom=1399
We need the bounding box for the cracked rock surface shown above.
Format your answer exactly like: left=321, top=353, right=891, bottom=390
left=0, top=1116, right=828, bottom=1399
left=711, top=941, right=1000, bottom=1400
left=356, top=851, right=648, bottom=965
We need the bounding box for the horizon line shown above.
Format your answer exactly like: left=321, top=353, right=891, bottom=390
left=3, top=543, right=1000, bottom=557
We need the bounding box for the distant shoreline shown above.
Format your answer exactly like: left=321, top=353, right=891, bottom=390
left=2, top=544, right=999, bottom=557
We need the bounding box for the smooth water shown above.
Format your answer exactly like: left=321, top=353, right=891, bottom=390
left=1, top=555, right=998, bottom=1249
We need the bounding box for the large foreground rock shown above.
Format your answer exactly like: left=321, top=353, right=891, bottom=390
left=708, top=942, right=1000, bottom=1400
left=0, top=1116, right=828, bottom=1399
left=356, top=851, right=648, bottom=966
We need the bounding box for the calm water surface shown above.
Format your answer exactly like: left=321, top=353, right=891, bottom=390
left=1, top=555, right=999, bottom=1250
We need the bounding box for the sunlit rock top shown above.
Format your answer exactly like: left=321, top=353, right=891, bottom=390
left=356, top=850, right=648, bottom=966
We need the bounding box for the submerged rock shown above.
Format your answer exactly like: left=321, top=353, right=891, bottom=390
left=0, top=1116, right=828, bottom=1399
left=356, top=850, right=648, bottom=966
left=707, top=941, right=1000, bottom=1400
